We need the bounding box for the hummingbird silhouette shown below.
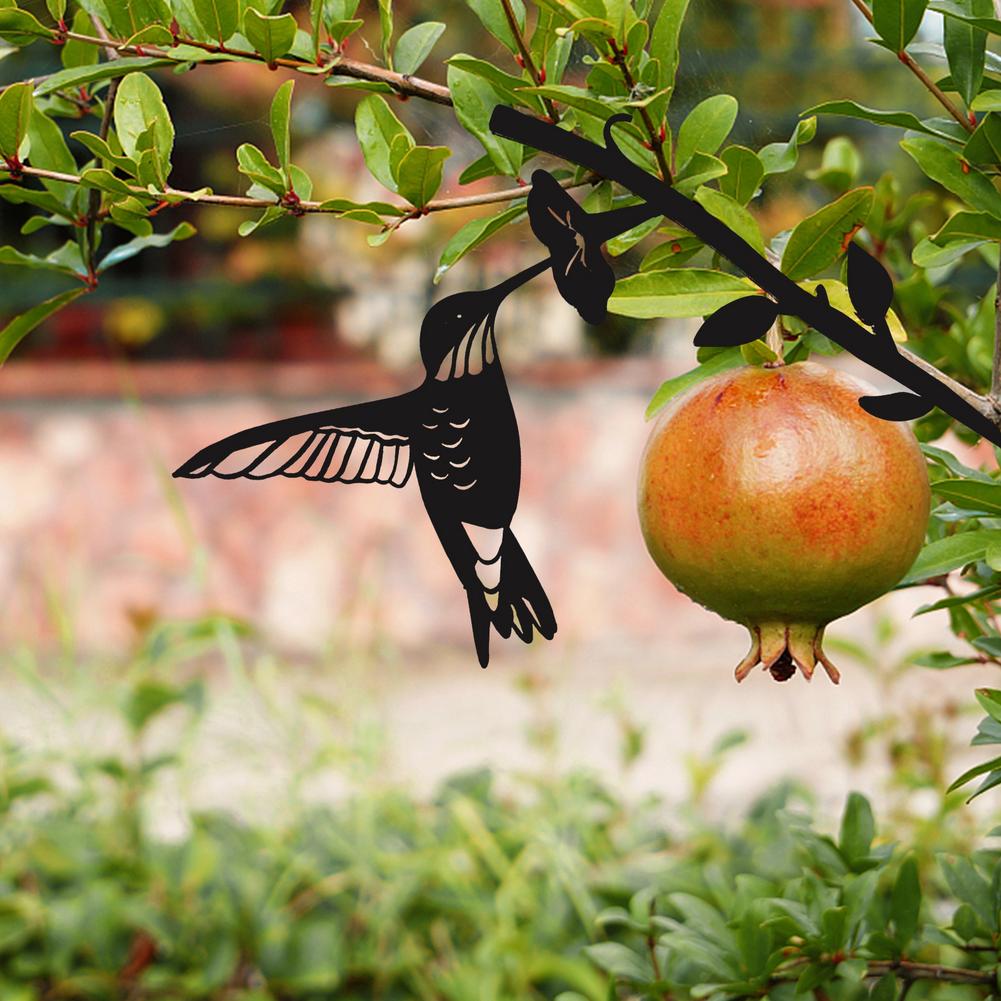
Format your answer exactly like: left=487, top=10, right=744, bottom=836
left=173, top=258, right=557, bottom=667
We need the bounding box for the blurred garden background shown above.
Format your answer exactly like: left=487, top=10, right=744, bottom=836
left=4, top=0, right=1001, bottom=996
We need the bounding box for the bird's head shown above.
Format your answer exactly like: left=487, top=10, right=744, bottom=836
left=419, top=261, right=550, bottom=380
left=419, top=289, right=497, bottom=377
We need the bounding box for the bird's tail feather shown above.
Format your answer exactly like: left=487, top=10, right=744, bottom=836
left=467, top=529, right=556, bottom=667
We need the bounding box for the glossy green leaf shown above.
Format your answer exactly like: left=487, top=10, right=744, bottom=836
left=0, top=81, right=32, bottom=161
left=650, top=0, right=690, bottom=94
left=435, top=202, right=526, bottom=282
left=98, top=222, right=195, bottom=271
left=901, top=529, right=1001, bottom=584
left=447, top=66, right=521, bottom=176
left=944, top=0, right=990, bottom=106
left=902, top=136, right=1001, bottom=218
left=467, top=0, right=524, bottom=54
left=395, top=145, right=449, bottom=208
left=718, top=145, right=763, bottom=205
left=114, top=72, right=172, bottom=182
left=675, top=94, right=738, bottom=171
left=0, top=286, right=87, bottom=364
left=872, top=0, right=928, bottom=49
left=394, top=21, right=445, bottom=75
left=0, top=6, right=53, bottom=45
left=35, top=55, right=174, bottom=97
left=695, top=187, right=763, bottom=254
left=270, top=78, right=294, bottom=176
left=355, top=94, right=413, bottom=192
left=609, top=269, right=757, bottom=320
left=645, top=347, right=746, bottom=418
left=378, top=0, right=393, bottom=65
left=932, top=478, right=1001, bottom=514
left=192, top=0, right=238, bottom=43
left=244, top=8, right=297, bottom=62
left=780, top=187, right=874, bottom=281
left=759, top=116, right=816, bottom=174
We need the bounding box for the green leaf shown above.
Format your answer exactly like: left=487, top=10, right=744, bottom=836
left=805, top=99, right=956, bottom=138
left=435, top=202, right=525, bottom=282
left=447, top=66, right=521, bottom=176
left=933, top=1, right=1001, bottom=35
left=0, top=286, right=87, bottom=364
left=378, top=0, right=393, bottom=65
left=781, top=188, right=874, bottom=281
left=902, top=137, right=1001, bottom=219
left=646, top=347, right=746, bottom=417
left=467, top=0, right=525, bottom=54
left=192, top=0, right=238, bottom=43
left=976, top=687, right=1001, bottom=723
left=944, top=0, right=990, bottom=106
left=114, top=72, right=173, bottom=184
left=394, top=21, right=445, bottom=75
left=60, top=8, right=97, bottom=68
left=675, top=94, right=738, bottom=172
left=718, top=145, right=763, bottom=205
left=98, top=222, right=194, bottom=271
left=759, top=116, right=816, bottom=174
left=35, top=55, right=173, bottom=97
left=900, top=529, right=1001, bottom=584
left=395, top=144, right=449, bottom=208
left=931, top=210, right=1001, bottom=243
left=807, top=136, right=861, bottom=190
left=238, top=204, right=284, bottom=235
left=236, top=142, right=284, bottom=195
left=244, top=8, right=297, bottom=62
left=0, top=82, right=32, bottom=162
left=872, top=0, right=928, bottom=49
left=695, top=187, right=763, bottom=253
left=0, top=242, right=83, bottom=275
left=650, top=0, right=690, bottom=95
left=355, top=94, right=413, bottom=192
left=45, top=0, right=66, bottom=24
left=583, top=942, right=652, bottom=984
left=26, top=108, right=74, bottom=201
left=891, top=858, right=921, bottom=947
left=270, top=78, right=294, bottom=178
left=932, top=478, right=1001, bottom=514
left=609, top=269, right=757, bottom=320
left=963, top=112, right=1001, bottom=165
left=839, top=791, right=875, bottom=862
left=0, top=6, right=53, bottom=45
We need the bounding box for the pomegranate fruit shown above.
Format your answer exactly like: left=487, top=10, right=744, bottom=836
left=638, top=361, right=930, bottom=684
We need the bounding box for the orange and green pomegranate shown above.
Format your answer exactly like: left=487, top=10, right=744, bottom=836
left=638, top=361, right=930, bottom=684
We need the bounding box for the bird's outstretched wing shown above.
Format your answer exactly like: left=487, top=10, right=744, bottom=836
left=173, top=393, right=416, bottom=487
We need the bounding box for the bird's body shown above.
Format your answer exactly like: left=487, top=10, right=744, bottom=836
left=173, top=269, right=556, bottom=667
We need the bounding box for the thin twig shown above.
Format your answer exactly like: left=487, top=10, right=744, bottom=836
left=865, top=960, right=994, bottom=986
left=0, top=162, right=589, bottom=223
left=55, top=29, right=453, bottom=106
left=607, top=37, right=672, bottom=181
left=497, top=0, right=559, bottom=123
left=992, top=257, right=1001, bottom=408
left=85, top=76, right=118, bottom=278
left=847, top=0, right=974, bottom=131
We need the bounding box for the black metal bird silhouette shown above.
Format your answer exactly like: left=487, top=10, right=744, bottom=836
left=173, top=258, right=559, bottom=667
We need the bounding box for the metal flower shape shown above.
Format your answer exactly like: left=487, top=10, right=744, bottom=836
left=527, top=169, right=616, bottom=325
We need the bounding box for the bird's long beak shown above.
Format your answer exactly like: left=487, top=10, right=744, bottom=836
left=486, top=256, right=552, bottom=301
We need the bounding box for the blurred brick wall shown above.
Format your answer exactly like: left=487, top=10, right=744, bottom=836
left=0, top=358, right=691, bottom=658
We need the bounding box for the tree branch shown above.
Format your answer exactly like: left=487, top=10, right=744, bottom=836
left=847, top=0, right=975, bottom=131
left=0, top=162, right=589, bottom=225
left=56, top=29, right=453, bottom=106
left=992, top=256, right=1001, bottom=407
left=497, top=0, right=560, bottom=123
left=491, top=106, right=1001, bottom=447
left=607, top=37, right=672, bottom=181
